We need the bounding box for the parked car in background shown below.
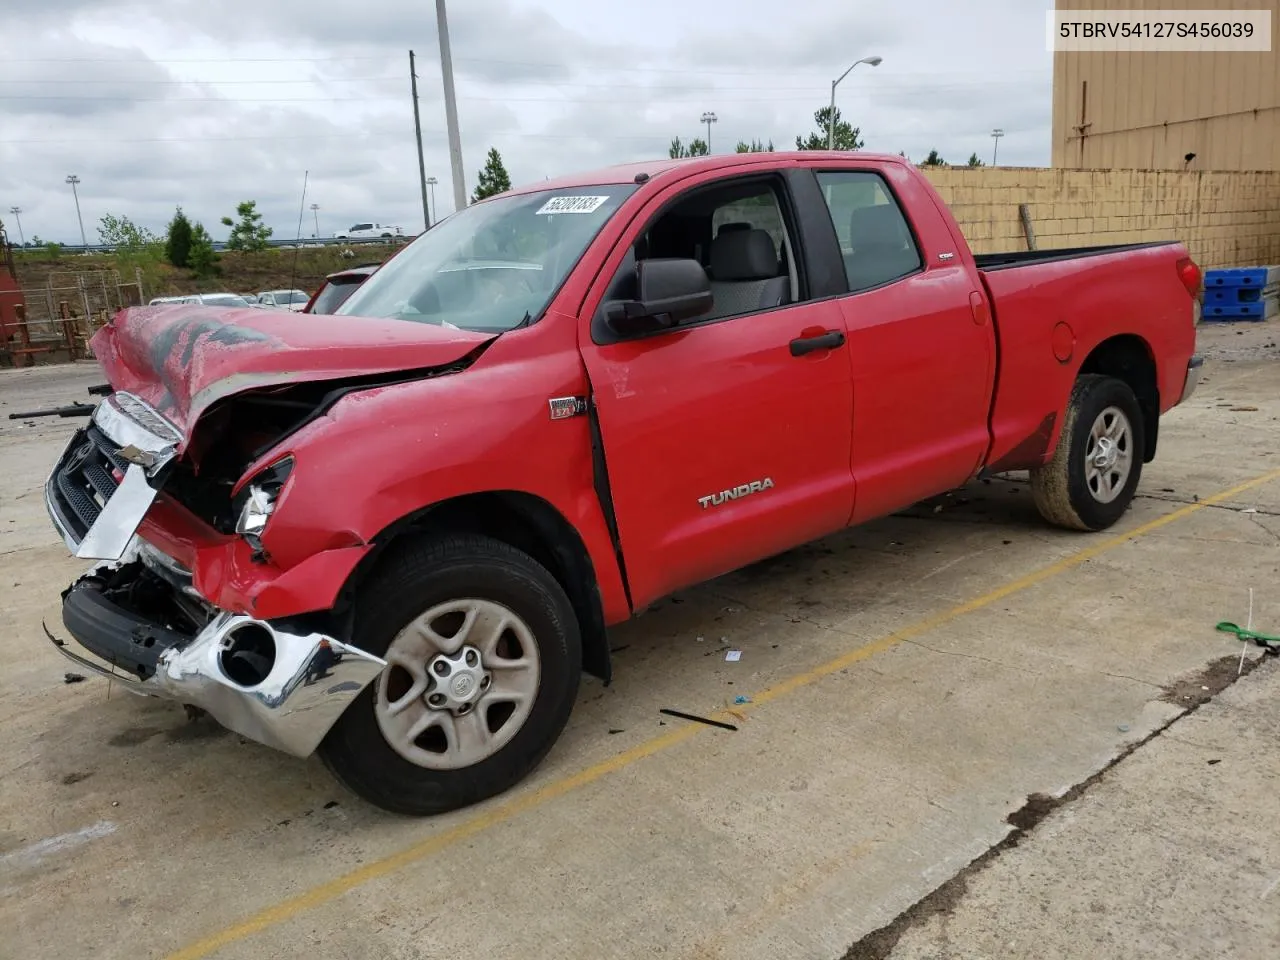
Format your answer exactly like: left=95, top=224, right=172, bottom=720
left=148, top=293, right=254, bottom=308
left=256, top=289, right=310, bottom=312
left=335, top=222, right=404, bottom=240
left=304, top=263, right=381, bottom=314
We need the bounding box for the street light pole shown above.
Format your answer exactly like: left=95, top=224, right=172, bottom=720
left=991, top=128, right=1004, bottom=166
left=65, top=175, right=86, bottom=246
left=310, top=203, right=320, bottom=238
left=700, top=111, right=717, bottom=153
left=828, top=55, right=882, bottom=150
left=8, top=206, right=24, bottom=246
left=426, top=176, right=438, bottom=227
left=436, top=0, right=467, bottom=212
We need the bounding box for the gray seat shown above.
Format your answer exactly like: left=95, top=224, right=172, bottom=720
left=845, top=204, right=922, bottom=291
left=706, top=228, right=789, bottom=319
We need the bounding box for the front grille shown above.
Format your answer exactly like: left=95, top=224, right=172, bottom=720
left=48, top=427, right=131, bottom=544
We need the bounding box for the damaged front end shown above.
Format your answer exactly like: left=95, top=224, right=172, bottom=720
left=44, top=389, right=385, bottom=757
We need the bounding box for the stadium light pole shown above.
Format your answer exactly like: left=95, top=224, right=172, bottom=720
left=65, top=175, right=86, bottom=246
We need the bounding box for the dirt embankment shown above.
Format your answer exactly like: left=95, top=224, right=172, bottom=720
left=12, top=243, right=402, bottom=300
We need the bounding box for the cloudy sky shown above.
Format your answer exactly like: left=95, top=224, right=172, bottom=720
left=0, top=0, right=1055, bottom=245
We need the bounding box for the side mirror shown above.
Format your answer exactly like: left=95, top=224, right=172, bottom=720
left=605, top=258, right=712, bottom=336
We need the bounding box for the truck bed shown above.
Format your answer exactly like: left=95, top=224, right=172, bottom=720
left=974, top=241, right=1180, bottom=272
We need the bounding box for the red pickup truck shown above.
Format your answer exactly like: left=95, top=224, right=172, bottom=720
left=43, top=153, right=1202, bottom=814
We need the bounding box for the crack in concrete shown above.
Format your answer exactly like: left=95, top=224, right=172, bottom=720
left=840, top=653, right=1276, bottom=960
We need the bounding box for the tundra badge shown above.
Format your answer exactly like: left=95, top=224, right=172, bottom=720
left=698, top=478, right=775, bottom=509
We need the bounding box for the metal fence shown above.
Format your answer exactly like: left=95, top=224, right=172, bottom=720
left=18, top=267, right=144, bottom=338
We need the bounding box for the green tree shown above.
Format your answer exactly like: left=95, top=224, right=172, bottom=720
left=472, top=147, right=513, bottom=203
left=735, top=138, right=775, bottom=153
left=97, top=213, right=158, bottom=251
left=669, top=136, right=710, bottom=158
left=795, top=106, right=863, bottom=151
left=967, top=152, right=984, bottom=167
left=188, top=222, right=218, bottom=278
left=220, top=200, right=272, bottom=251
left=921, top=149, right=946, bottom=166
left=165, top=207, right=194, bottom=267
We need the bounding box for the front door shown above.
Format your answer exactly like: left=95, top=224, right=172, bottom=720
left=578, top=171, right=855, bottom=609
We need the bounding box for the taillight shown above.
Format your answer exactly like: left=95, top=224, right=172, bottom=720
left=1176, top=257, right=1202, bottom=299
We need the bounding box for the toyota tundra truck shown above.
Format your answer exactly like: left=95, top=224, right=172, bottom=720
left=41, top=153, right=1203, bottom=815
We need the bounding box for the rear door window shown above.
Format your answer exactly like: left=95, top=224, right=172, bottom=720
left=815, top=171, right=922, bottom=292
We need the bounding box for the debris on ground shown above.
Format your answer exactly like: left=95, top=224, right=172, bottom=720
left=725, top=650, right=742, bottom=662
left=1230, top=406, right=1259, bottom=412
left=734, top=695, right=752, bottom=704
left=63, top=673, right=85, bottom=684
left=659, top=708, right=737, bottom=731
left=1216, top=620, right=1280, bottom=651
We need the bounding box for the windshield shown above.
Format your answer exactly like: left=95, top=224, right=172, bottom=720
left=337, top=185, right=636, bottom=331
left=202, top=294, right=250, bottom=307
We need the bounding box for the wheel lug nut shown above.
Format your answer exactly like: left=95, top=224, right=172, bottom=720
left=433, top=661, right=449, bottom=676
left=481, top=675, right=491, bottom=689
left=428, top=693, right=446, bottom=707
left=458, top=702, right=471, bottom=714
left=465, top=649, right=478, bottom=667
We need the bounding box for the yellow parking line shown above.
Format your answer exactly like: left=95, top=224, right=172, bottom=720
left=165, top=466, right=1280, bottom=960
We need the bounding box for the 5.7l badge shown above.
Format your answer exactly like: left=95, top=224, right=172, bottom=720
left=697, top=478, right=775, bottom=510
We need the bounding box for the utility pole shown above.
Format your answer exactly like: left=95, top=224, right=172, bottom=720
left=409, top=50, right=431, bottom=231
left=991, top=128, right=1004, bottom=166
left=436, top=0, right=467, bottom=212
left=700, top=111, right=717, bottom=152
left=426, top=176, right=438, bottom=227
left=8, top=206, right=24, bottom=246
left=65, top=175, right=86, bottom=247
left=310, top=203, right=320, bottom=238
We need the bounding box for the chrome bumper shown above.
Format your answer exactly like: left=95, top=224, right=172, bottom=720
left=48, top=550, right=385, bottom=758
left=1179, top=355, right=1204, bottom=405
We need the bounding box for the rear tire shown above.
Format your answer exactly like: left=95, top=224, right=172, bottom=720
left=1031, top=374, right=1145, bottom=531
left=319, top=534, right=581, bottom=816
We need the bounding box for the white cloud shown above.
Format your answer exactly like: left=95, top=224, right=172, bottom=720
left=0, top=0, right=1055, bottom=244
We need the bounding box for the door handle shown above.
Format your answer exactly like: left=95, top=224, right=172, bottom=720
left=789, top=330, right=845, bottom=357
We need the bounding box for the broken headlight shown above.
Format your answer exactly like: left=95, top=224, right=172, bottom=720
left=233, top=457, right=294, bottom=553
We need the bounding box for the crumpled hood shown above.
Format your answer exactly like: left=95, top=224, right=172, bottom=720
left=92, top=304, right=491, bottom=441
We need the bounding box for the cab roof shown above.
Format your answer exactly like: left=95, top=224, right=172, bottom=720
left=504, top=151, right=910, bottom=196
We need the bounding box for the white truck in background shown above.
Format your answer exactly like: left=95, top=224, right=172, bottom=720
left=335, top=222, right=404, bottom=240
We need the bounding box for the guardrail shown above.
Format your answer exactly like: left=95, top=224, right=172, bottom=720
left=12, top=236, right=414, bottom=255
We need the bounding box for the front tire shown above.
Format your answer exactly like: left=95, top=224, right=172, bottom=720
left=319, top=534, right=582, bottom=816
left=1031, top=374, right=1145, bottom=531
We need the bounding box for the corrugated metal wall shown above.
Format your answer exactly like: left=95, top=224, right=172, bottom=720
left=1053, top=0, right=1279, bottom=169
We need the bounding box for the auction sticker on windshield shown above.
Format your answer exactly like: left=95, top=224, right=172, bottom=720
left=536, top=195, right=610, bottom=215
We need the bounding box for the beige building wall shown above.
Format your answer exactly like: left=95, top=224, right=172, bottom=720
left=1052, top=0, right=1280, bottom=170
left=920, top=166, right=1280, bottom=269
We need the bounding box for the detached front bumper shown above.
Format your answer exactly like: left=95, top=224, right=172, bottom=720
left=49, top=553, right=385, bottom=757
left=43, top=391, right=385, bottom=757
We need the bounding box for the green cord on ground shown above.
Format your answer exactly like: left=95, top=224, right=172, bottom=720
left=1216, top=621, right=1280, bottom=649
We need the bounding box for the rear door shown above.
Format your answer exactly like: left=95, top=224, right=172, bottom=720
left=578, top=166, right=855, bottom=609
left=807, top=162, right=997, bottom=523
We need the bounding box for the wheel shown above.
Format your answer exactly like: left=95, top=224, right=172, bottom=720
left=319, top=534, right=582, bottom=815
left=1031, top=374, right=1145, bottom=531
left=380, top=233, right=392, bottom=239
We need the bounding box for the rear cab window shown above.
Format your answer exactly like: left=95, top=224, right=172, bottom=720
left=815, top=171, right=922, bottom=292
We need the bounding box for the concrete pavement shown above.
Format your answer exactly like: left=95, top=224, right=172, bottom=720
left=0, top=326, right=1277, bottom=960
